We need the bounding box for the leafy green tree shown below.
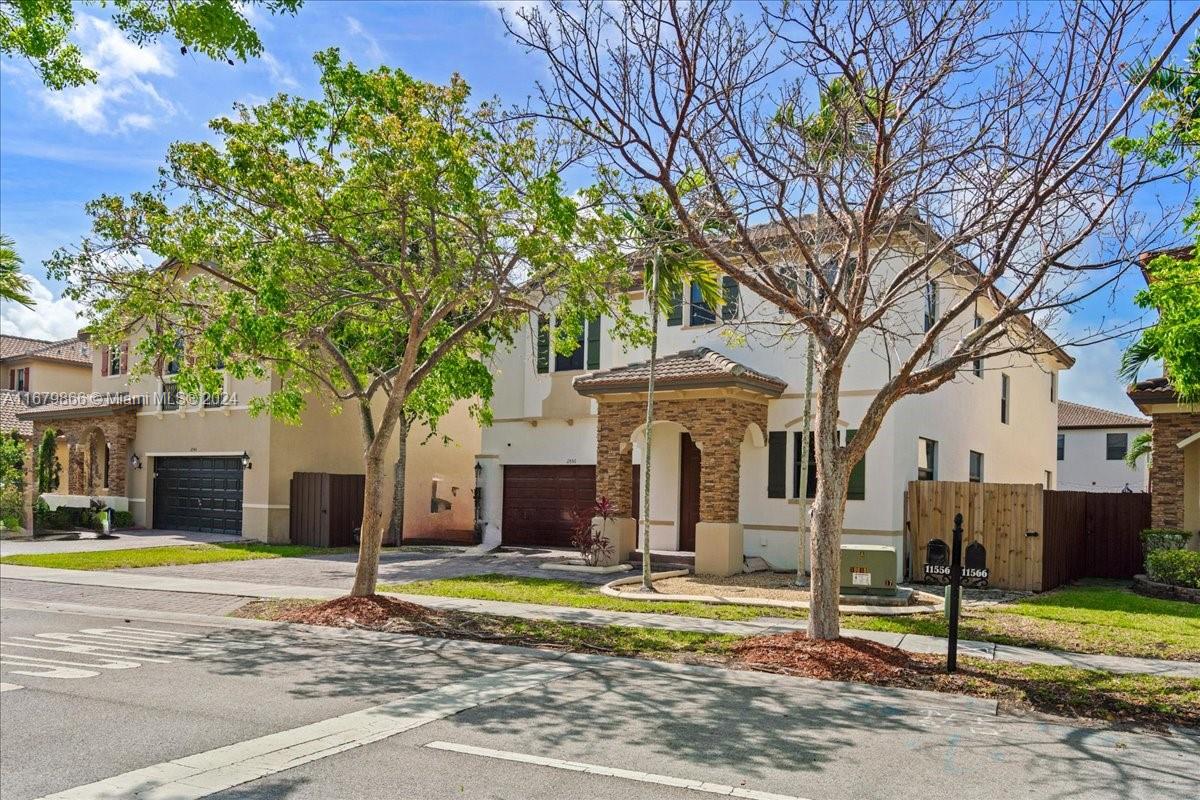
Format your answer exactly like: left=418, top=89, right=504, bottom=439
left=0, top=234, right=33, bottom=307
left=50, top=50, right=618, bottom=596
left=1116, top=36, right=1199, bottom=403
left=1, top=0, right=302, bottom=89
left=0, top=431, right=25, bottom=529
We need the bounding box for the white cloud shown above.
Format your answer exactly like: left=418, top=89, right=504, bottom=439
left=345, top=16, right=386, bottom=63
left=40, top=14, right=176, bottom=134
left=260, top=52, right=299, bottom=90
left=0, top=273, right=86, bottom=341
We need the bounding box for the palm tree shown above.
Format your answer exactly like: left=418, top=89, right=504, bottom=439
left=0, top=234, right=34, bottom=308
left=626, top=189, right=722, bottom=591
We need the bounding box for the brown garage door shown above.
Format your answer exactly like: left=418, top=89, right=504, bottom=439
left=503, top=465, right=596, bottom=547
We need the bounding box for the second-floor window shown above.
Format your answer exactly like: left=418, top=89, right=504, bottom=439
left=972, top=314, right=983, bottom=377
left=12, top=367, right=27, bottom=391
left=161, top=381, right=179, bottom=411
left=1106, top=432, right=1128, bottom=461
left=535, top=315, right=601, bottom=374
left=666, top=278, right=740, bottom=328
left=924, top=280, right=938, bottom=332
left=1050, top=372, right=1057, bottom=403
left=1000, top=373, right=1011, bottom=424
left=918, top=437, right=938, bottom=481
left=1057, top=433, right=1065, bottom=461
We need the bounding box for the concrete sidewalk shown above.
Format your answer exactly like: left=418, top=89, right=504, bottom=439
left=3, top=563, right=1197, bottom=678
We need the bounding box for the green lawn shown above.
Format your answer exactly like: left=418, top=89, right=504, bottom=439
left=384, top=574, right=808, bottom=621
left=384, top=574, right=1200, bottom=661
left=0, top=543, right=346, bottom=571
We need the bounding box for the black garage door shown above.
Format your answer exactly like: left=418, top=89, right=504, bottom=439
left=502, top=465, right=596, bottom=547
left=153, top=456, right=244, bottom=535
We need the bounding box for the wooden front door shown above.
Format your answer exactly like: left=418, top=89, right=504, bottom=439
left=678, top=433, right=701, bottom=551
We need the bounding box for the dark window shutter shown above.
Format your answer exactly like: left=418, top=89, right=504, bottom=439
left=666, top=288, right=683, bottom=327
left=586, top=316, right=601, bottom=370
left=119, top=342, right=129, bottom=374
left=767, top=431, right=786, bottom=498
left=846, top=429, right=866, bottom=500
left=721, top=276, right=740, bottom=321
left=535, top=315, right=549, bottom=374
left=101, top=347, right=110, bottom=377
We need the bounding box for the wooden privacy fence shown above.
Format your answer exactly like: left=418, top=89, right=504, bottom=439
left=907, top=481, right=1043, bottom=591
left=907, top=481, right=1151, bottom=592
left=1042, top=491, right=1150, bottom=589
left=289, top=472, right=366, bottom=548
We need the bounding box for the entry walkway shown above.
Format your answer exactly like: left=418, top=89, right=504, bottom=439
left=2, top=564, right=1197, bottom=678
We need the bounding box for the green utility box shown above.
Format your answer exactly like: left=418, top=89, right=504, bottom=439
left=839, top=544, right=898, bottom=596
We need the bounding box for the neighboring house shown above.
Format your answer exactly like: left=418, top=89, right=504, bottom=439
left=0, top=334, right=93, bottom=476
left=477, top=229, right=1072, bottom=577
left=14, top=328, right=478, bottom=543
left=1129, top=376, right=1199, bottom=546
left=1056, top=400, right=1150, bottom=492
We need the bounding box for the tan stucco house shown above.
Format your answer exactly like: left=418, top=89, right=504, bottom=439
left=14, top=329, right=479, bottom=544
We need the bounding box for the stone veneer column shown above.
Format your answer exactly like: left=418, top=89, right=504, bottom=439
left=1150, top=411, right=1200, bottom=529
left=595, top=401, right=634, bottom=516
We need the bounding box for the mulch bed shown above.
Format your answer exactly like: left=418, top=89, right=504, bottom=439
left=733, top=631, right=939, bottom=686
left=281, top=595, right=438, bottom=628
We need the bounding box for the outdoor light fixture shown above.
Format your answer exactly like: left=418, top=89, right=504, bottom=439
left=241, top=451, right=252, bottom=470
left=129, top=454, right=142, bottom=470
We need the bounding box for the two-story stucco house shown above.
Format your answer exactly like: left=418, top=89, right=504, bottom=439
left=477, top=233, right=1072, bottom=578
left=15, top=328, right=478, bottom=543
left=1056, top=400, right=1150, bottom=492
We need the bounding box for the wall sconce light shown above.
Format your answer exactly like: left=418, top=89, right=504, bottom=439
left=241, top=451, right=252, bottom=470
left=129, top=454, right=142, bottom=470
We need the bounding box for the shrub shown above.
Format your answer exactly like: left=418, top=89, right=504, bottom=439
left=570, top=495, right=616, bottom=567
left=1146, top=548, right=1200, bottom=589
left=1140, top=528, right=1193, bottom=553
left=112, top=510, right=134, bottom=528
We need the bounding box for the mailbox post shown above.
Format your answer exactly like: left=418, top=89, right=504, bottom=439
left=924, top=512, right=986, bottom=674
left=947, top=513, right=963, bottom=673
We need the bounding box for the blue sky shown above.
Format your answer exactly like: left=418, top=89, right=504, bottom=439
left=0, top=1, right=1184, bottom=413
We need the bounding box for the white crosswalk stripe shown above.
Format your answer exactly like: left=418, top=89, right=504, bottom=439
left=0, top=625, right=250, bottom=684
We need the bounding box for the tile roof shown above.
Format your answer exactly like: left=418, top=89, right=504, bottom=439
left=0, top=335, right=91, bottom=366
left=1057, top=400, right=1149, bottom=429
left=573, top=347, right=788, bottom=397
left=0, top=390, right=33, bottom=437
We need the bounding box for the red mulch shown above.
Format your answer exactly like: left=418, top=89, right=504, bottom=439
left=732, top=631, right=930, bottom=683
left=281, top=595, right=438, bottom=627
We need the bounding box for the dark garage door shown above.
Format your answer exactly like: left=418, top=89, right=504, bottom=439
left=153, top=456, right=244, bottom=536
left=502, top=465, right=595, bottom=547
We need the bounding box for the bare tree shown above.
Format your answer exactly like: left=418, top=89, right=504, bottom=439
left=507, top=0, right=1198, bottom=638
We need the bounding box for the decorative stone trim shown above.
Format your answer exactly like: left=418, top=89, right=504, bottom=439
left=1132, top=574, right=1200, bottom=604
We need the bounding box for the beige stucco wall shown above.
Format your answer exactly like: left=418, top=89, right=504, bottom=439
left=2, top=357, right=92, bottom=395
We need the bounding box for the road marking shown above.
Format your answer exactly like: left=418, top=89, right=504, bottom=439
left=425, top=741, right=815, bottom=800
left=35, top=660, right=579, bottom=800
left=0, top=682, right=23, bottom=692
left=0, top=625, right=259, bottom=684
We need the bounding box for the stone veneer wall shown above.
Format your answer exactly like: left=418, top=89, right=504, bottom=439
left=595, top=395, right=768, bottom=522
left=31, top=409, right=137, bottom=496
left=1149, top=410, right=1200, bottom=530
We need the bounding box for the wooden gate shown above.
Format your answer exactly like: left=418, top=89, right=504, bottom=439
left=907, top=481, right=1044, bottom=591
left=1042, top=491, right=1149, bottom=588
left=289, top=472, right=366, bottom=548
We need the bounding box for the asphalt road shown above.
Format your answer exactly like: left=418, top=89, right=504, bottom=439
left=1, top=596, right=1197, bottom=800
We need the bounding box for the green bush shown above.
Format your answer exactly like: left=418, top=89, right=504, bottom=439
left=1139, top=528, right=1193, bottom=552
left=112, top=511, right=134, bottom=528
left=1146, top=548, right=1200, bottom=589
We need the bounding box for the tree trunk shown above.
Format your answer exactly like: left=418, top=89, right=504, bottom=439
left=795, top=334, right=815, bottom=585
left=387, top=411, right=410, bottom=545
left=639, top=256, right=660, bottom=591
left=807, top=378, right=849, bottom=640
left=351, top=444, right=389, bottom=597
